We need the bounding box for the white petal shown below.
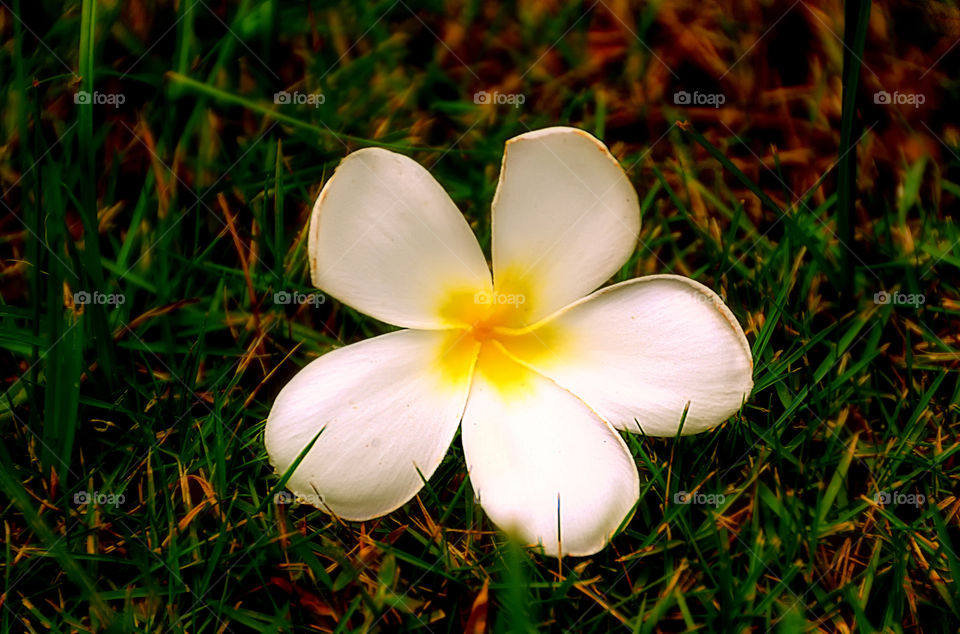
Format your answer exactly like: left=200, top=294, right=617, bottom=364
left=265, top=329, right=479, bottom=520
left=491, top=127, right=640, bottom=324
left=501, top=275, right=753, bottom=436
left=308, top=148, right=492, bottom=329
left=461, top=344, right=639, bottom=557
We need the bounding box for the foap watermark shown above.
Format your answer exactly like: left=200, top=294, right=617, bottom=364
left=474, top=291, right=525, bottom=307
left=674, top=289, right=720, bottom=310
left=274, top=490, right=324, bottom=507
left=674, top=490, right=725, bottom=507
left=874, top=290, right=925, bottom=307
left=74, top=490, right=126, bottom=506
left=274, top=90, right=326, bottom=108
left=474, top=90, right=525, bottom=108
left=74, top=90, right=125, bottom=108
left=874, top=490, right=925, bottom=508
left=874, top=90, right=925, bottom=108
left=673, top=90, right=725, bottom=108
left=74, top=290, right=126, bottom=306
left=274, top=290, right=326, bottom=307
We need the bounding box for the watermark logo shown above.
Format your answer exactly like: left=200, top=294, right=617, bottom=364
left=74, top=90, right=125, bottom=107
left=674, top=290, right=718, bottom=309
left=474, top=291, right=525, bottom=306
left=74, top=490, right=126, bottom=506
left=274, top=90, right=326, bottom=108
left=874, top=490, right=924, bottom=508
left=674, top=490, right=725, bottom=507
left=873, top=291, right=924, bottom=307
left=673, top=90, right=725, bottom=108
left=274, top=490, right=324, bottom=507
left=874, top=90, right=924, bottom=108
left=273, top=291, right=326, bottom=307
left=74, top=291, right=126, bottom=306
left=473, top=90, right=525, bottom=108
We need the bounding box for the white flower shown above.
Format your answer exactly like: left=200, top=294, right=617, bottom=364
left=265, top=127, right=753, bottom=557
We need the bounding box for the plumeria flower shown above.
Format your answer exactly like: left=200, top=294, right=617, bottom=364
left=266, top=127, right=753, bottom=557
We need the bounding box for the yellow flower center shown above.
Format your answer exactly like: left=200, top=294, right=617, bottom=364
left=434, top=276, right=565, bottom=395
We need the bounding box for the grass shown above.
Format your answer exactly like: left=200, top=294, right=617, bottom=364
left=1, top=0, right=959, bottom=631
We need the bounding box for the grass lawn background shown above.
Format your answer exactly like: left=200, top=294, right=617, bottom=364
left=1, top=0, right=959, bottom=631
